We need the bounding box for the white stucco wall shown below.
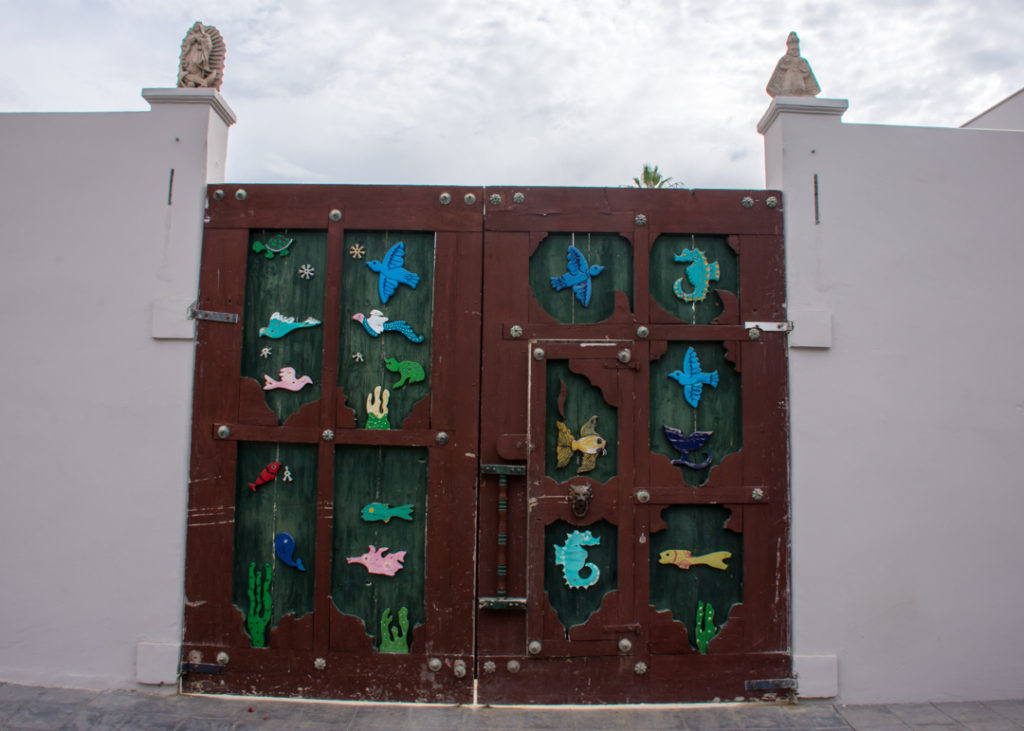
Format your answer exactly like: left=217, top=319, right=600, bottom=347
left=761, top=97, right=1024, bottom=703
left=0, top=90, right=233, bottom=690
left=962, top=86, right=1024, bottom=131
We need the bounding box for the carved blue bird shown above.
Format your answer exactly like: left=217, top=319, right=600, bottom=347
left=663, top=425, right=714, bottom=469
left=366, top=241, right=420, bottom=304
left=667, top=346, right=719, bottom=408
left=550, top=245, right=605, bottom=307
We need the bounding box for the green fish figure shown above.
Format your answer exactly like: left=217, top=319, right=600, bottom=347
left=360, top=502, right=414, bottom=524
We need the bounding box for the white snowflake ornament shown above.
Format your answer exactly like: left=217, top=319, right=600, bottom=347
left=298, top=264, right=315, bottom=280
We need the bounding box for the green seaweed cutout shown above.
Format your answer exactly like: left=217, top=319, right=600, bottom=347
left=378, top=607, right=410, bottom=653
left=695, top=600, right=718, bottom=655
left=247, top=562, right=272, bottom=648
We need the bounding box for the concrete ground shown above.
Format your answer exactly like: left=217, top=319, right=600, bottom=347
left=1, top=683, right=1022, bottom=730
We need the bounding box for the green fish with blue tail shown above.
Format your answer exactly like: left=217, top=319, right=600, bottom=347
left=360, top=502, right=414, bottom=524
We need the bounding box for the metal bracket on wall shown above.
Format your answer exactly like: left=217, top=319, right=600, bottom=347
left=187, top=301, right=239, bottom=324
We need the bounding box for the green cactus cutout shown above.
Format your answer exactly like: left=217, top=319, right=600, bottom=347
left=378, top=607, right=410, bottom=653
left=695, top=600, right=718, bottom=655
left=246, top=562, right=273, bottom=648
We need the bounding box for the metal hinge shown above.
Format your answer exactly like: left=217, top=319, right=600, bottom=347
left=187, top=301, right=239, bottom=324
left=744, top=321, right=793, bottom=333
left=478, top=597, right=527, bottom=610
left=180, top=662, right=225, bottom=675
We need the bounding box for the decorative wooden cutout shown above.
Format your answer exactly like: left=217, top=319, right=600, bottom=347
left=361, top=502, right=414, bottom=523
left=378, top=607, right=410, bottom=653
left=281, top=466, right=293, bottom=482
left=349, top=243, right=365, bottom=259
left=246, top=562, right=272, bottom=648
left=662, top=425, right=713, bottom=469
left=351, top=309, right=424, bottom=343
left=672, top=247, right=720, bottom=302
left=365, top=386, right=391, bottom=430
left=259, top=311, right=322, bottom=339
left=385, top=357, right=426, bottom=389
left=658, top=549, right=732, bottom=570
left=351, top=352, right=364, bottom=362
left=263, top=367, right=313, bottom=392
left=667, top=346, right=719, bottom=408
left=259, top=347, right=272, bottom=359
left=297, top=263, right=315, bottom=280
left=248, top=462, right=281, bottom=492
left=347, top=545, right=406, bottom=576
left=696, top=600, right=719, bottom=654
left=556, top=416, right=607, bottom=474
left=550, top=245, right=605, bottom=307
left=554, top=530, right=601, bottom=589
left=367, top=241, right=420, bottom=304
left=252, top=234, right=293, bottom=259
left=274, top=532, right=307, bottom=571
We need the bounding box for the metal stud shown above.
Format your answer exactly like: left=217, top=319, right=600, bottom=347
left=216, top=651, right=230, bottom=665
left=533, top=348, right=545, bottom=361
left=634, top=213, right=648, bottom=226
left=483, top=660, right=497, bottom=674
left=513, top=192, right=525, bottom=204
left=617, top=349, right=631, bottom=364
left=766, top=196, right=779, bottom=208
left=322, top=429, right=335, bottom=441
left=748, top=327, right=761, bottom=340
left=212, top=189, right=225, bottom=200
left=618, top=638, right=632, bottom=653
left=741, top=196, right=754, bottom=208
left=489, top=193, right=502, bottom=206
left=329, top=209, right=342, bottom=222
left=509, top=325, right=523, bottom=338
left=439, top=192, right=452, bottom=205
left=314, top=657, right=326, bottom=670
left=435, top=431, right=449, bottom=445
left=234, top=189, right=247, bottom=201
left=464, top=193, right=477, bottom=206
left=453, top=659, right=467, bottom=678
left=636, top=325, right=649, bottom=339
left=528, top=640, right=542, bottom=655
left=634, top=661, right=648, bottom=675
left=428, top=657, right=443, bottom=672
left=506, top=659, right=521, bottom=673
left=636, top=489, right=650, bottom=504
left=752, top=487, right=765, bottom=501
left=216, top=425, right=230, bottom=439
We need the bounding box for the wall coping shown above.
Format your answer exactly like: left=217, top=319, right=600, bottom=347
left=142, top=87, right=237, bottom=127
left=757, top=97, right=849, bottom=135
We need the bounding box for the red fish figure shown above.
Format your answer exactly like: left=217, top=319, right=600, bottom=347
left=249, top=462, right=282, bottom=492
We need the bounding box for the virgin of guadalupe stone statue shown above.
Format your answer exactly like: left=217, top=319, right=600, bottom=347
left=766, top=31, right=820, bottom=97
left=177, top=22, right=225, bottom=91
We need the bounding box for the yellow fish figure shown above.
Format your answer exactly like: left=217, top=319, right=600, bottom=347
left=556, top=416, right=607, bottom=474
left=658, top=549, right=732, bottom=571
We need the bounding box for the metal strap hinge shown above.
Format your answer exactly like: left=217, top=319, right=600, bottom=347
left=744, top=321, right=793, bottom=332
left=478, top=597, right=527, bottom=610
left=187, top=302, right=239, bottom=324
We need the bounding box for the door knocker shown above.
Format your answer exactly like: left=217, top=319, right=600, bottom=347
left=568, top=483, right=594, bottom=518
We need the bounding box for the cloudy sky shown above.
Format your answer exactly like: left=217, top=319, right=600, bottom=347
left=3, top=0, right=1022, bottom=188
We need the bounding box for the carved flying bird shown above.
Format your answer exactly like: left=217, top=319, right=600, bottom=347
left=550, top=245, right=605, bottom=307
left=667, top=346, right=719, bottom=408
left=366, top=242, right=420, bottom=304
left=351, top=309, right=425, bottom=343
left=662, top=425, right=713, bottom=469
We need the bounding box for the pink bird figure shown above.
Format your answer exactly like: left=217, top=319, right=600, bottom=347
left=263, top=367, right=313, bottom=392
left=346, top=545, right=407, bottom=576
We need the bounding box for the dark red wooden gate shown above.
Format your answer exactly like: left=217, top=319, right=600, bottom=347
left=182, top=185, right=789, bottom=703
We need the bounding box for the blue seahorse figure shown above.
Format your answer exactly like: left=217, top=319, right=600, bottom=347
left=672, top=248, right=720, bottom=302
left=553, top=530, right=601, bottom=589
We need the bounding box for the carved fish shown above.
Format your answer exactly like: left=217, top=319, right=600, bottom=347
left=556, top=416, right=607, bottom=474
left=658, top=549, right=731, bottom=571
left=360, top=502, right=414, bottom=524
left=248, top=462, right=281, bottom=492
left=347, top=545, right=406, bottom=576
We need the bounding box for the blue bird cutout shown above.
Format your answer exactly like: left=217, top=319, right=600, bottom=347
left=663, top=425, right=714, bottom=469
left=274, top=532, right=307, bottom=571
left=667, top=346, right=719, bottom=408
left=550, top=245, right=605, bottom=307
left=366, top=242, right=420, bottom=304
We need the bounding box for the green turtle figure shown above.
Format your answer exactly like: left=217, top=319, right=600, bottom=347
left=252, top=234, right=294, bottom=259
left=384, top=357, right=425, bottom=389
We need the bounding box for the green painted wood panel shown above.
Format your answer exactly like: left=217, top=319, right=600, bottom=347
left=232, top=442, right=318, bottom=643
left=648, top=506, right=742, bottom=652
left=529, top=233, right=633, bottom=324
left=338, top=232, right=434, bottom=429
left=545, top=361, right=617, bottom=484
left=649, top=342, right=741, bottom=486
left=241, top=230, right=328, bottom=424
left=544, top=519, right=618, bottom=634
left=331, top=446, right=427, bottom=651
left=649, top=234, right=737, bottom=324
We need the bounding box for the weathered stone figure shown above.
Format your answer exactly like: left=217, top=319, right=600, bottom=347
left=766, top=31, right=820, bottom=97
left=177, top=22, right=225, bottom=91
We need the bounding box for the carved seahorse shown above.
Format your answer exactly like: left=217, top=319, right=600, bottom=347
left=553, top=530, right=601, bottom=589
left=672, top=248, right=720, bottom=302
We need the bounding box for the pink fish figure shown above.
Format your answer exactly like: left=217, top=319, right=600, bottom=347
left=347, top=545, right=406, bottom=577
left=263, top=367, right=313, bottom=392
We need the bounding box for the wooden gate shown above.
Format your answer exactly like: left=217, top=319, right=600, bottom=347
left=182, top=185, right=789, bottom=703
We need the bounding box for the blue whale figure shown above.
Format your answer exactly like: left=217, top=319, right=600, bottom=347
left=274, top=532, right=306, bottom=572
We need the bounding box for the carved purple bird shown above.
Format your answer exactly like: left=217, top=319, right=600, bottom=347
left=663, top=425, right=714, bottom=470
left=366, top=242, right=420, bottom=304
left=550, top=245, right=604, bottom=307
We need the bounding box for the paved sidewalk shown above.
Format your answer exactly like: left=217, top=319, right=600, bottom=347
left=0, top=683, right=1022, bottom=730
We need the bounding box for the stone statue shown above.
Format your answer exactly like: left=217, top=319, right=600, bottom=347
left=177, top=22, right=225, bottom=91
left=766, top=31, right=820, bottom=97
